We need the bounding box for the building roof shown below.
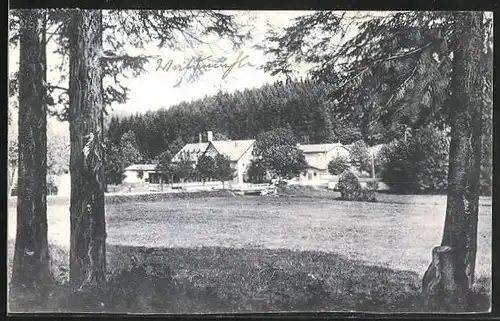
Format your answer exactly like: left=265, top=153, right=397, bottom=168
left=124, top=164, right=157, bottom=171
left=209, top=140, right=255, bottom=162
left=305, top=159, right=328, bottom=170
left=298, top=143, right=350, bottom=154
left=172, top=142, right=210, bottom=162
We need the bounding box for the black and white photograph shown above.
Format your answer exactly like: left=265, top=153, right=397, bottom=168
left=7, top=8, right=493, bottom=314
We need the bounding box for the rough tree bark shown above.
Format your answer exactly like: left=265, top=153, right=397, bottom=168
left=68, top=10, right=107, bottom=304
left=10, top=9, right=53, bottom=307
left=422, top=11, right=485, bottom=309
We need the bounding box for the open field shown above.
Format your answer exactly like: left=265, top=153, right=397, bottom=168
left=7, top=191, right=492, bottom=312
left=7, top=192, right=492, bottom=279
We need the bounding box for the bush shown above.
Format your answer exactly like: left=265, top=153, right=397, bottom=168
left=378, top=127, right=449, bottom=194
left=366, top=180, right=379, bottom=191
left=359, top=188, right=377, bottom=202
left=338, top=171, right=377, bottom=202
left=328, top=156, right=350, bottom=176
left=337, top=170, right=362, bottom=201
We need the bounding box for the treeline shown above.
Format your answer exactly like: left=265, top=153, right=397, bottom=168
left=106, top=78, right=404, bottom=161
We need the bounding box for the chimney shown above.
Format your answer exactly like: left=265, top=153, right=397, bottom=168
left=199, top=133, right=202, bottom=143
left=207, top=131, right=213, bottom=142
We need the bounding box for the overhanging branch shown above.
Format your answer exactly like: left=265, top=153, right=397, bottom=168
left=47, top=85, right=69, bottom=92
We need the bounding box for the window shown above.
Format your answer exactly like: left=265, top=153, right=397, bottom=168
left=314, top=172, right=317, bottom=177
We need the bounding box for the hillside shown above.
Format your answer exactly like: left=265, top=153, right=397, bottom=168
left=107, top=79, right=403, bottom=161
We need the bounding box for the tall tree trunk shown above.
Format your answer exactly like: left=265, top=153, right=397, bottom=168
left=422, top=12, right=485, bottom=307
left=10, top=9, right=52, bottom=307
left=68, top=10, right=106, bottom=302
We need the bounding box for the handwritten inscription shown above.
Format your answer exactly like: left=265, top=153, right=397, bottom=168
left=156, top=52, right=255, bottom=87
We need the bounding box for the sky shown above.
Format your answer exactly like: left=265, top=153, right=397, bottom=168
left=109, top=11, right=307, bottom=115
left=8, top=10, right=399, bottom=135
left=8, top=10, right=310, bottom=135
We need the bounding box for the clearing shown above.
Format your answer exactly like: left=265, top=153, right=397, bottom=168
left=7, top=192, right=492, bottom=313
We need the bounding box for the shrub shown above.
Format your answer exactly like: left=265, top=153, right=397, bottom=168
left=359, top=188, right=377, bottom=202
left=328, top=156, right=350, bottom=176
left=338, top=170, right=377, bottom=202
left=366, top=180, right=379, bottom=191
left=337, top=170, right=362, bottom=200
left=378, top=127, right=449, bottom=194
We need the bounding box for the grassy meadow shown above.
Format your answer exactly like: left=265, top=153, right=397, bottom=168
left=7, top=189, right=492, bottom=313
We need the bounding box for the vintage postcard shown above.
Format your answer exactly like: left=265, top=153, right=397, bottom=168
left=7, top=9, right=492, bottom=314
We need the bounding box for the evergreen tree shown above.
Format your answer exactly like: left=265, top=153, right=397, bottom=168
left=119, top=130, right=144, bottom=168
left=10, top=9, right=53, bottom=308
left=67, top=10, right=107, bottom=303
left=261, top=10, right=492, bottom=300
left=104, top=141, right=125, bottom=187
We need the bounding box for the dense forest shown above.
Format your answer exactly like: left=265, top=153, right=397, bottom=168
left=106, top=78, right=410, bottom=161
left=105, top=77, right=491, bottom=196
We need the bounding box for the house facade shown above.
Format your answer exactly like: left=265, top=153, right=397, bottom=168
left=204, top=139, right=255, bottom=185
left=297, top=143, right=351, bottom=182
left=120, top=130, right=386, bottom=190
left=123, top=164, right=158, bottom=185
left=167, top=131, right=256, bottom=186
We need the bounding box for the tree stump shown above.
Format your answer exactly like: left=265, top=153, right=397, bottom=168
left=422, top=246, right=469, bottom=312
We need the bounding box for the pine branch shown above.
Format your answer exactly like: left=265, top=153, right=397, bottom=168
left=45, top=21, right=66, bottom=44
left=385, top=63, right=419, bottom=107
left=47, top=85, right=69, bottom=92
left=99, top=52, right=159, bottom=62
left=345, top=41, right=434, bottom=75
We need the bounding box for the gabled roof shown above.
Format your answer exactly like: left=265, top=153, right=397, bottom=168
left=208, top=140, right=255, bottom=162
left=172, top=142, right=210, bottom=162
left=124, top=164, right=157, bottom=171
left=305, top=159, right=328, bottom=171
left=298, top=143, right=350, bottom=154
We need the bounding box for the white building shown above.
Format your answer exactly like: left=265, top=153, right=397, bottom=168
left=204, top=139, right=255, bottom=185
left=123, top=164, right=158, bottom=185
left=170, top=131, right=256, bottom=186
left=297, top=143, right=351, bottom=182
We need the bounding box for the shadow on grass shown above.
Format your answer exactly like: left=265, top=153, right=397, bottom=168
left=8, top=244, right=491, bottom=314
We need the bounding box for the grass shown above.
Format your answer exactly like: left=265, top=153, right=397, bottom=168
left=7, top=189, right=492, bottom=313
left=7, top=242, right=491, bottom=314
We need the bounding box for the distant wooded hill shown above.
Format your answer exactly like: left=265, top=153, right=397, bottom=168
left=107, top=78, right=409, bottom=161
